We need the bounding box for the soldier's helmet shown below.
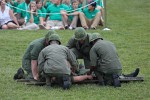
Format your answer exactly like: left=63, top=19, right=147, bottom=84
left=45, top=30, right=57, bottom=40
left=48, top=33, right=61, bottom=44
left=74, top=27, right=87, bottom=40
left=89, top=33, right=103, bottom=43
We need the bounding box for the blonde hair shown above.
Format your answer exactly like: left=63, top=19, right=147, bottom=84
left=29, top=1, right=38, bottom=15
left=29, top=1, right=36, bottom=10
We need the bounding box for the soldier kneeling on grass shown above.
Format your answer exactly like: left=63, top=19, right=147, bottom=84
left=89, top=33, right=140, bottom=87
left=37, top=33, right=93, bottom=89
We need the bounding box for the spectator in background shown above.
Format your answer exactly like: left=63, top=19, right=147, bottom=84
left=10, top=0, right=24, bottom=14
left=0, top=0, right=20, bottom=29
left=36, top=0, right=47, bottom=21
left=17, top=1, right=44, bottom=30
left=78, top=0, right=86, bottom=10
left=62, top=0, right=81, bottom=30
left=62, top=0, right=71, bottom=8
left=79, top=0, right=101, bottom=29
left=43, top=0, right=53, bottom=9
left=39, top=0, right=69, bottom=30
left=88, top=0, right=104, bottom=26
left=16, top=0, right=30, bottom=26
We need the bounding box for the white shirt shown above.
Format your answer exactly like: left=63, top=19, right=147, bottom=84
left=0, top=6, right=12, bottom=26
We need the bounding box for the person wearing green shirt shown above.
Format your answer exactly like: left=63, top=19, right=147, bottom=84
left=17, top=1, right=44, bottom=30
left=43, top=0, right=53, bottom=9
left=39, top=0, right=69, bottom=30
left=13, top=30, right=57, bottom=80
left=79, top=0, right=101, bottom=29
left=16, top=0, right=30, bottom=26
left=36, top=0, right=47, bottom=21
left=87, top=0, right=104, bottom=26
left=62, top=0, right=81, bottom=29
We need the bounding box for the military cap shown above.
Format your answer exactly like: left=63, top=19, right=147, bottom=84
left=74, top=27, right=87, bottom=40
left=45, top=30, right=57, bottom=40
left=89, top=33, right=103, bottom=43
left=48, top=33, right=61, bottom=44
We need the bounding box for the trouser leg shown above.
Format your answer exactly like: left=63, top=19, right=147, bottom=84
left=70, top=16, right=78, bottom=28
left=94, top=71, right=105, bottom=86
left=91, top=12, right=101, bottom=28
left=79, top=12, right=88, bottom=28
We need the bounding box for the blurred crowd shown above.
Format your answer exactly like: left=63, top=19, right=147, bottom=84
left=0, top=0, right=104, bottom=30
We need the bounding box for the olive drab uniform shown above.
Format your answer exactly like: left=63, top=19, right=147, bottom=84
left=67, top=34, right=92, bottom=69
left=90, top=39, right=122, bottom=75
left=21, top=30, right=56, bottom=79
left=22, top=38, right=45, bottom=78
left=38, top=44, right=78, bottom=76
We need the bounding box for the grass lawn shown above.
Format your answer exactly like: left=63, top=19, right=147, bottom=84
left=0, top=0, right=150, bottom=99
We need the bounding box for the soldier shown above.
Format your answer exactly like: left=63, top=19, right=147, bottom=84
left=89, top=33, right=140, bottom=87
left=38, top=34, right=93, bottom=89
left=67, top=27, right=92, bottom=70
left=13, top=30, right=57, bottom=80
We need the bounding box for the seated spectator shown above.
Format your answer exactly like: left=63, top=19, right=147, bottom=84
left=79, top=0, right=101, bottom=29
left=5, top=0, right=13, bottom=10
left=62, top=0, right=71, bottom=8
left=16, top=0, right=30, bottom=26
left=10, top=0, right=24, bottom=14
left=39, top=0, right=69, bottom=30
left=78, top=0, right=86, bottom=10
left=88, top=0, right=104, bottom=26
left=0, top=0, right=20, bottom=29
left=36, top=0, right=47, bottom=21
left=17, top=1, right=44, bottom=30
left=62, top=0, right=81, bottom=29
left=43, top=0, right=53, bottom=9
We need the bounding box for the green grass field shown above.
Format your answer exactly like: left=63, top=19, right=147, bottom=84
left=0, top=0, right=150, bottom=99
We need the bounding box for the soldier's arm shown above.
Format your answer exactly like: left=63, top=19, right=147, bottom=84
left=38, top=50, right=45, bottom=75
left=88, top=47, right=98, bottom=74
left=66, top=36, right=76, bottom=49
left=90, top=47, right=98, bottom=67
left=67, top=48, right=78, bottom=69
left=31, top=44, right=44, bottom=80
left=31, top=60, right=39, bottom=80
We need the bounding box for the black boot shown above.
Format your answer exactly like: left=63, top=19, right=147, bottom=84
left=123, top=68, right=140, bottom=77
left=97, top=74, right=105, bottom=86
left=62, top=75, right=71, bottom=90
left=13, top=68, right=25, bottom=80
left=112, top=74, right=121, bottom=88
left=46, top=76, right=51, bottom=87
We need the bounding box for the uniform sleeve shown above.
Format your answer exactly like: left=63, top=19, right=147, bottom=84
left=38, top=50, right=45, bottom=73
left=66, top=48, right=78, bottom=68
left=30, top=43, right=44, bottom=60
left=90, top=47, right=98, bottom=66
left=66, top=36, right=76, bottom=49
